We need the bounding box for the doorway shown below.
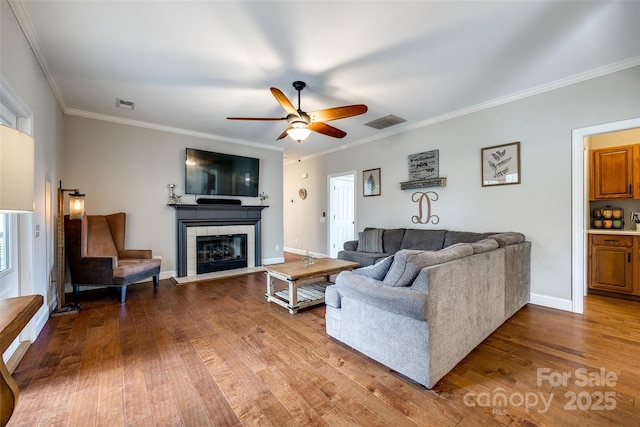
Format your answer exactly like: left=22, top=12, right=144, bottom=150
left=328, top=172, right=356, bottom=258
left=571, top=117, right=640, bottom=314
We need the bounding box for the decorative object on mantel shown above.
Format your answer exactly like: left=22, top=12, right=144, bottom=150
left=401, top=150, right=446, bottom=190
left=259, top=191, right=269, bottom=204
left=411, top=191, right=440, bottom=225
left=167, top=184, right=182, bottom=205
left=481, top=141, right=521, bottom=186
left=302, top=251, right=315, bottom=267
left=363, top=168, right=381, bottom=197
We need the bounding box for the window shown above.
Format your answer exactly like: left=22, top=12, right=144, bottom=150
left=0, top=215, right=8, bottom=273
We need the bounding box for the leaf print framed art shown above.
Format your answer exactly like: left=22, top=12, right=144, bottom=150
left=481, top=142, right=521, bottom=186
left=363, top=168, right=381, bottom=196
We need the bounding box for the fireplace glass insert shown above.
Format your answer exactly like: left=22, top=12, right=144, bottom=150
left=196, top=234, right=248, bottom=274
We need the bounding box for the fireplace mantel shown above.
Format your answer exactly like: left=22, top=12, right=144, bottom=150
left=171, top=204, right=268, bottom=277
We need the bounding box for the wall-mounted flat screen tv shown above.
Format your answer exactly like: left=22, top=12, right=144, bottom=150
left=185, top=148, right=260, bottom=197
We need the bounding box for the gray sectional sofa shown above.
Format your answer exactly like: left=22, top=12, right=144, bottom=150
left=327, top=228, right=531, bottom=389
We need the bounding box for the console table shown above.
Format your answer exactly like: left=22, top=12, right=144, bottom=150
left=0, top=294, right=43, bottom=427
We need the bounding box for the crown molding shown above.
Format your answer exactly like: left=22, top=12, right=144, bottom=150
left=8, top=0, right=67, bottom=112
left=65, top=108, right=284, bottom=152
left=286, top=56, right=640, bottom=165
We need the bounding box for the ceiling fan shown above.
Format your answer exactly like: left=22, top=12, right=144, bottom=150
left=227, top=81, right=368, bottom=143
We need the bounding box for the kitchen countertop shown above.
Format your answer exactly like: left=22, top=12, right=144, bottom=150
left=587, top=229, right=640, bottom=235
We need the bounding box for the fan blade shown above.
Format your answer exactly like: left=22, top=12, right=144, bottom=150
left=226, top=117, right=287, bottom=121
left=276, top=126, right=291, bottom=140
left=308, top=122, right=347, bottom=139
left=309, top=104, right=368, bottom=122
left=270, top=87, right=298, bottom=116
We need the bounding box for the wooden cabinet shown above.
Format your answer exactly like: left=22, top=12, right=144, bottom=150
left=589, top=145, right=640, bottom=200
left=588, top=234, right=639, bottom=295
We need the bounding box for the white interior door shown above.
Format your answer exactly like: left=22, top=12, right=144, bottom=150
left=329, top=173, right=355, bottom=258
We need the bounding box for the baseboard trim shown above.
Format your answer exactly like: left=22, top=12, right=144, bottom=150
left=6, top=341, right=31, bottom=374
left=263, top=256, right=285, bottom=265
left=283, top=247, right=328, bottom=258
left=529, top=293, right=574, bottom=312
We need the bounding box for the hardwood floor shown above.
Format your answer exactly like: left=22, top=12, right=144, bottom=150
left=8, top=258, right=640, bottom=426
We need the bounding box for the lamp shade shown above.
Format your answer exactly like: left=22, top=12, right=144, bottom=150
left=69, top=191, right=85, bottom=220
left=287, top=123, right=311, bottom=143
left=0, top=125, right=35, bottom=212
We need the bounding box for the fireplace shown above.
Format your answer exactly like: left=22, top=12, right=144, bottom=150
left=171, top=204, right=268, bottom=277
left=196, top=233, right=248, bottom=274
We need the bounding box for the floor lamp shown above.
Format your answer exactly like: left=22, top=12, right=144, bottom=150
left=52, top=181, right=85, bottom=317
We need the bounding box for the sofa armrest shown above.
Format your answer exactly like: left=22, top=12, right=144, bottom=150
left=343, top=240, right=358, bottom=251
left=119, top=249, right=152, bottom=259
left=335, top=271, right=428, bottom=321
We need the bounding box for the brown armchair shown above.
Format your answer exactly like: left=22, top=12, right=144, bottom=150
left=64, top=212, right=161, bottom=303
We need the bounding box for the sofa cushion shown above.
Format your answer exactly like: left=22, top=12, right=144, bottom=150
left=338, top=250, right=390, bottom=267
left=490, top=232, right=525, bottom=247
left=336, top=271, right=429, bottom=321
left=383, top=245, right=474, bottom=287
left=400, top=229, right=446, bottom=251
left=383, top=228, right=406, bottom=254
left=471, top=238, right=499, bottom=254
left=358, top=228, right=384, bottom=253
left=443, top=231, right=495, bottom=248
left=354, top=256, right=394, bottom=280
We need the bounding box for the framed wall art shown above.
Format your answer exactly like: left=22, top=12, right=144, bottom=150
left=363, top=168, right=381, bottom=196
left=481, top=142, right=521, bottom=186
left=408, top=149, right=439, bottom=180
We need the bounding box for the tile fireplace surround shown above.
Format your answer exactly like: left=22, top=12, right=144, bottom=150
left=171, top=203, right=268, bottom=280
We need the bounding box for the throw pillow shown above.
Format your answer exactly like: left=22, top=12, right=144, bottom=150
left=358, top=228, right=384, bottom=253
left=383, top=250, right=437, bottom=287
left=383, top=245, right=474, bottom=287
left=353, top=256, right=394, bottom=280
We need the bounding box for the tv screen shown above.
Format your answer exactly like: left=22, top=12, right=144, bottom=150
left=185, top=148, right=259, bottom=197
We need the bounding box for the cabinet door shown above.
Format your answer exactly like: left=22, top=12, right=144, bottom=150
left=590, top=146, right=634, bottom=199
left=589, top=236, right=634, bottom=293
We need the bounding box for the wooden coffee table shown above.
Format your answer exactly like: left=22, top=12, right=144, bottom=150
left=264, top=258, right=359, bottom=314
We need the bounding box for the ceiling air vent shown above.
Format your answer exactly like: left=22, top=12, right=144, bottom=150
left=364, top=114, right=406, bottom=130
left=116, top=98, right=135, bottom=110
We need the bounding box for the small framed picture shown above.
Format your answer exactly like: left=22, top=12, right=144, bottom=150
left=363, top=168, right=381, bottom=197
left=481, top=142, right=521, bottom=186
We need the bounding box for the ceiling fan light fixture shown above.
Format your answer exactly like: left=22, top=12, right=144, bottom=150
left=287, top=122, right=311, bottom=143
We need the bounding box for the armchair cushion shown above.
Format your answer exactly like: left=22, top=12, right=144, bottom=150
left=114, top=259, right=161, bottom=278
left=85, top=215, right=118, bottom=257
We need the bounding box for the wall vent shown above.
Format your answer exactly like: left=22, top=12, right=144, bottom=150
left=364, top=114, right=406, bottom=130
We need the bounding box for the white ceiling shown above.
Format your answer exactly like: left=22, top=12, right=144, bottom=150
left=10, top=1, right=640, bottom=162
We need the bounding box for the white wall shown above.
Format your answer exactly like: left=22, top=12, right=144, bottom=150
left=1, top=0, right=65, bottom=332
left=63, top=115, right=284, bottom=276
left=284, top=66, right=640, bottom=307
